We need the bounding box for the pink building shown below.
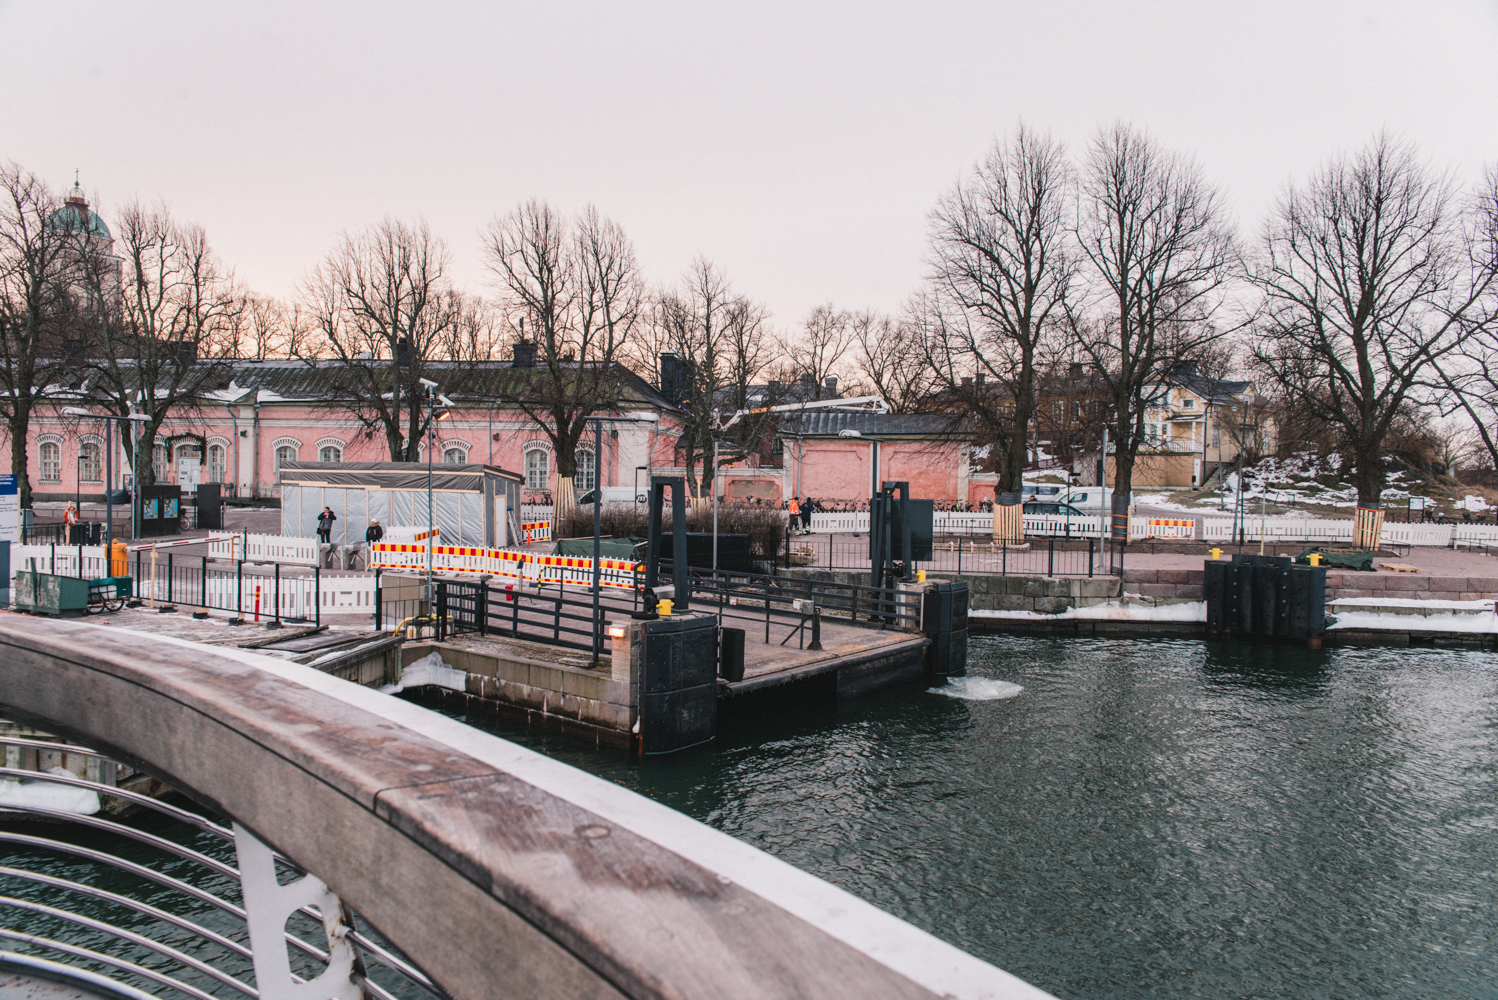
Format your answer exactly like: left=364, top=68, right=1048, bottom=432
left=8, top=361, right=984, bottom=511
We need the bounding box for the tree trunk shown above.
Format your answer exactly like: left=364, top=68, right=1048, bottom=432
left=1111, top=444, right=1135, bottom=541
left=10, top=409, right=31, bottom=510
left=552, top=475, right=577, bottom=537
left=1354, top=446, right=1384, bottom=509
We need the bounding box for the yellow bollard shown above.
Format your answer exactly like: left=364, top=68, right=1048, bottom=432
left=1209, top=547, right=1223, bottom=561
left=916, top=569, right=927, bottom=583
left=657, top=598, right=674, bottom=616
left=1307, top=553, right=1322, bottom=567
left=110, top=539, right=127, bottom=577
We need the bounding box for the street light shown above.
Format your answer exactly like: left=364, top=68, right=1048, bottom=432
left=61, top=407, right=151, bottom=547
left=422, top=384, right=452, bottom=589
left=579, top=412, right=659, bottom=664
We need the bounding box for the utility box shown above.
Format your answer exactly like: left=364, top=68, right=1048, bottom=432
left=138, top=485, right=182, bottom=537
left=196, top=484, right=223, bottom=530
left=639, top=613, right=717, bottom=754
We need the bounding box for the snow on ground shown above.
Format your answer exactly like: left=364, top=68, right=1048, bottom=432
left=1331, top=598, right=1497, bottom=611
left=0, top=767, right=100, bottom=815
left=380, top=650, right=465, bottom=694
left=1328, top=610, right=1498, bottom=633
left=972, top=600, right=1207, bottom=623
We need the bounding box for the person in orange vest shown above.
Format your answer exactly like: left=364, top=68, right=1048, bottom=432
left=787, top=496, right=800, bottom=534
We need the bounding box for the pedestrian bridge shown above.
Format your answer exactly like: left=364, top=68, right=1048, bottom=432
left=0, top=616, right=1052, bottom=1000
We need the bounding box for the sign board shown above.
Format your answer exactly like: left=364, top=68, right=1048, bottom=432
left=177, top=458, right=201, bottom=491
left=0, top=474, right=16, bottom=544
left=1408, top=496, right=1427, bottom=510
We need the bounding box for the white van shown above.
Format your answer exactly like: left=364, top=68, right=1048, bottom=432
left=1056, top=487, right=1132, bottom=514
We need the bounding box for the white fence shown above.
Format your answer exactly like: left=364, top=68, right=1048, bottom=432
left=369, top=543, right=642, bottom=591
left=12, top=544, right=111, bottom=580
left=206, top=533, right=320, bottom=566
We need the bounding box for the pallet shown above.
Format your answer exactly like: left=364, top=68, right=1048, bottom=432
left=1378, top=562, right=1421, bottom=573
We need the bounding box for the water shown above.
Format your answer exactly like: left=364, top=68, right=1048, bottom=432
left=447, top=635, right=1498, bottom=1000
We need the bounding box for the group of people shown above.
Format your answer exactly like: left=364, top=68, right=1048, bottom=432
left=786, top=496, right=819, bottom=534
left=315, top=506, right=386, bottom=546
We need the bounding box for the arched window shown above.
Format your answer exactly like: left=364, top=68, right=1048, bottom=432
left=40, top=442, right=61, bottom=481
left=576, top=448, right=595, bottom=494
left=525, top=449, right=549, bottom=491
left=153, top=443, right=168, bottom=481
left=276, top=445, right=296, bottom=468
left=443, top=447, right=467, bottom=464
left=79, top=442, right=102, bottom=482
left=319, top=445, right=342, bottom=463
left=208, top=444, right=226, bottom=482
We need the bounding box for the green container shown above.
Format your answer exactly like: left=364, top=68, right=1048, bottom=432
left=14, top=571, right=91, bottom=617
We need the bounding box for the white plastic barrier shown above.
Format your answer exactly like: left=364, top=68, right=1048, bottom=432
left=12, top=544, right=110, bottom=581
left=206, top=533, right=320, bottom=566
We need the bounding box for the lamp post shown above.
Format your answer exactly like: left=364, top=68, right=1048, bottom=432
left=582, top=412, right=660, bottom=664
left=62, top=408, right=151, bottom=547
left=417, top=379, right=453, bottom=590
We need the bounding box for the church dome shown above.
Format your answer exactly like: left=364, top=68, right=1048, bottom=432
left=45, top=182, right=111, bottom=239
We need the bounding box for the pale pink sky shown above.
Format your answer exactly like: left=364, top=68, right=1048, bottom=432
left=4, top=0, right=1496, bottom=331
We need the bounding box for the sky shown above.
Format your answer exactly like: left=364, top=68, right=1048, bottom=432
left=3, top=0, right=1496, bottom=332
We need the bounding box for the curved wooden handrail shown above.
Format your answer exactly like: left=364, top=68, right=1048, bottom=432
left=0, top=615, right=1053, bottom=1000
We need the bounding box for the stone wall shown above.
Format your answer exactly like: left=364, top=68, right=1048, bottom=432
left=1123, top=568, right=1498, bottom=602
left=786, top=568, right=1122, bottom=614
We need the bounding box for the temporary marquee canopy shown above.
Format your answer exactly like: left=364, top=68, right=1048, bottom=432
left=278, top=461, right=523, bottom=549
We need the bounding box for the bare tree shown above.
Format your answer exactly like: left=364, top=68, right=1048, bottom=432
left=482, top=202, right=641, bottom=529
left=1430, top=168, right=1498, bottom=474
left=81, top=202, right=240, bottom=490
left=1073, top=123, right=1238, bottom=526
left=1251, top=135, right=1498, bottom=509
left=784, top=304, right=855, bottom=399
left=301, top=218, right=464, bottom=464
left=928, top=125, right=1075, bottom=493
left=0, top=164, right=78, bottom=507
left=849, top=309, right=935, bottom=414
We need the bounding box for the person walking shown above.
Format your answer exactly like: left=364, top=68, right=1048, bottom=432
left=365, top=519, right=384, bottom=544
left=787, top=496, right=800, bottom=534
left=800, top=496, right=814, bottom=535
left=316, top=506, right=337, bottom=545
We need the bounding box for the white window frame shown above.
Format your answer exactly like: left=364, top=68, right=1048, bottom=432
left=207, top=442, right=227, bottom=482
left=525, top=448, right=550, bottom=491
left=39, top=437, right=62, bottom=481
left=576, top=447, right=596, bottom=494
left=78, top=437, right=103, bottom=482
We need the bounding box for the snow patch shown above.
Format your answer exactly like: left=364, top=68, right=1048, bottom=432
left=0, top=767, right=101, bottom=815
left=1329, top=611, right=1498, bottom=634
left=972, top=600, right=1207, bottom=623
left=1331, top=597, right=1496, bottom=611
left=929, top=677, right=1024, bottom=701
left=379, top=651, right=466, bottom=694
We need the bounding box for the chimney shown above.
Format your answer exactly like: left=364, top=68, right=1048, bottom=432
left=1069, top=362, right=1083, bottom=380
left=824, top=375, right=838, bottom=396
left=660, top=352, right=691, bottom=404
left=511, top=340, right=536, bottom=368
left=975, top=372, right=985, bottom=387
left=396, top=337, right=411, bottom=368
left=961, top=376, right=973, bottom=388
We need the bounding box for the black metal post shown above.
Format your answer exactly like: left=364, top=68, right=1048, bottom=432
left=272, top=563, right=282, bottom=626
left=436, top=582, right=447, bottom=642
left=237, top=560, right=244, bottom=620
left=479, top=579, right=488, bottom=637
left=373, top=566, right=381, bottom=624
left=1088, top=538, right=1095, bottom=578
left=1048, top=535, right=1054, bottom=577
left=315, top=565, right=321, bottom=627
left=591, top=418, right=603, bottom=663
left=201, top=555, right=208, bottom=608
left=808, top=605, right=822, bottom=651
left=167, top=554, right=173, bottom=603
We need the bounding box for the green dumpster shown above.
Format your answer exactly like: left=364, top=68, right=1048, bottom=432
left=14, top=571, right=92, bottom=617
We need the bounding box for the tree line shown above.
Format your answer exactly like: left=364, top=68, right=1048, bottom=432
left=3, top=125, right=1496, bottom=518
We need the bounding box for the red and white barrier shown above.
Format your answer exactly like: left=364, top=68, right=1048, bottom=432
left=369, top=542, right=641, bottom=591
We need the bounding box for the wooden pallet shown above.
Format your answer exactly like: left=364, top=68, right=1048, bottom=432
left=1378, top=562, right=1421, bottom=573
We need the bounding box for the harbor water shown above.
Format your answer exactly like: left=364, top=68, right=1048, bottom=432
left=460, top=634, right=1498, bottom=1000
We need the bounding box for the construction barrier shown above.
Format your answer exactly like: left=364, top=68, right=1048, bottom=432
left=1144, top=518, right=1195, bottom=539
left=522, top=521, right=552, bottom=544
left=369, top=542, right=641, bottom=591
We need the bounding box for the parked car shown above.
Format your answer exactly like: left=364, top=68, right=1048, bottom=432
left=1023, top=501, right=1089, bottom=518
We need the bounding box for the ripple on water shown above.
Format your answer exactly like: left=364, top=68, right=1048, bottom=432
left=928, top=677, right=1024, bottom=701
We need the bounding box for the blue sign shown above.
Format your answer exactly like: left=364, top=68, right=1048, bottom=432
left=0, top=474, right=16, bottom=544
left=143, top=499, right=158, bottom=520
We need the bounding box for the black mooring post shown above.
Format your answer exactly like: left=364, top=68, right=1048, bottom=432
left=885, top=481, right=913, bottom=582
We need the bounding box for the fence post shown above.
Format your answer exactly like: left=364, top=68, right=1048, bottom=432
left=273, top=563, right=282, bottom=626
left=436, top=582, right=447, bottom=642
left=134, top=550, right=141, bottom=598
left=77, top=542, right=83, bottom=579
left=167, top=553, right=174, bottom=604
left=479, top=579, right=488, bottom=637
left=237, top=560, right=244, bottom=621
left=201, top=556, right=208, bottom=609
left=957, top=536, right=963, bottom=575
left=1048, top=536, right=1054, bottom=577
left=315, top=565, right=321, bottom=627
left=1002, top=542, right=1007, bottom=576
left=373, top=567, right=381, bottom=624
left=1088, top=538, right=1095, bottom=579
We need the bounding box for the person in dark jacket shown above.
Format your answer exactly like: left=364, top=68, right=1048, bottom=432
left=317, top=507, right=336, bottom=544
left=366, top=520, right=384, bottom=544
left=800, top=497, right=815, bottom=534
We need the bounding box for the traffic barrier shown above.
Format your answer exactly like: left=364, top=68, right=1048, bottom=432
left=1144, top=518, right=1194, bottom=539
left=368, top=542, right=642, bottom=591
left=522, top=521, right=552, bottom=544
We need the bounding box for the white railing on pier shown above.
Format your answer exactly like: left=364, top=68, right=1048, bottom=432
left=11, top=543, right=110, bottom=580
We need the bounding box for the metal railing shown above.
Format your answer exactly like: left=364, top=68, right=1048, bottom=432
left=783, top=531, right=1124, bottom=578
left=126, top=552, right=322, bottom=624
left=687, top=567, right=923, bottom=645
left=0, top=734, right=444, bottom=1000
